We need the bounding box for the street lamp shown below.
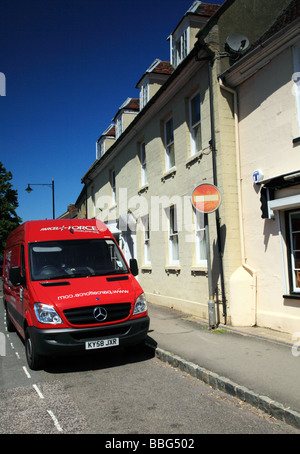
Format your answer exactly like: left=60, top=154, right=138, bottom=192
left=25, top=179, right=55, bottom=219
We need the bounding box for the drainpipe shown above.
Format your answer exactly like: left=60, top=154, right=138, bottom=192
left=208, top=59, right=227, bottom=322
left=218, top=78, right=257, bottom=326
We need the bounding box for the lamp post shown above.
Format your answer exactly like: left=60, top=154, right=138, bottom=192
left=25, top=179, right=55, bottom=219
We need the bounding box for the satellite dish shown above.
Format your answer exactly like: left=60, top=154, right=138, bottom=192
left=225, top=33, right=250, bottom=55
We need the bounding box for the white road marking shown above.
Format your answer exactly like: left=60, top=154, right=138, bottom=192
left=47, top=410, right=63, bottom=432
left=33, top=384, right=44, bottom=399
left=22, top=366, right=31, bottom=378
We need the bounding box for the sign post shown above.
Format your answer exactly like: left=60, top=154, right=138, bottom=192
left=191, top=183, right=221, bottom=329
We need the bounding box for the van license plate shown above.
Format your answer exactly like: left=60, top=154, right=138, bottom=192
left=85, top=338, right=119, bottom=350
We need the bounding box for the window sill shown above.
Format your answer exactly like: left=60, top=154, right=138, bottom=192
left=191, top=266, right=208, bottom=276
left=138, top=184, right=149, bottom=195
left=292, top=137, right=300, bottom=145
left=141, top=266, right=152, bottom=274
left=165, top=266, right=181, bottom=276
left=161, top=167, right=176, bottom=183
left=283, top=294, right=300, bottom=300
left=186, top=151, right=203, bottom=169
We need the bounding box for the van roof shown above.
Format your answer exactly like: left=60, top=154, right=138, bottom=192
left=6, top=219, right=114, bottom=246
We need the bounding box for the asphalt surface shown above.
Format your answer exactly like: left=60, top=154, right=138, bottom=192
left=1, top=284, right=300, bottom=431
left=146, top=302, right=300, bottom=429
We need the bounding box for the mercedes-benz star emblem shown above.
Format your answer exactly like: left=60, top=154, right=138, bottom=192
left=93, top=306, right=108, bottom=322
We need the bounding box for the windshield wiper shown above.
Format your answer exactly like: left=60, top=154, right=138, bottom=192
left=40, top=281, right=70, bottom=287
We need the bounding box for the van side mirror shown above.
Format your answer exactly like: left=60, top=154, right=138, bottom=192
left=129, top=258, right=139, bottom=276
left=9, top=267, right=23, bottom=286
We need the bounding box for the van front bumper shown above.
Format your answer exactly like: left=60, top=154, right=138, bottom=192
left=28, top=316, right=150, bottom=356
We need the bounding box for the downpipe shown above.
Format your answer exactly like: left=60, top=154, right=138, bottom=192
left=218, top=78, right=257, bottom=326
left=208, top=60, right=227, bottom=323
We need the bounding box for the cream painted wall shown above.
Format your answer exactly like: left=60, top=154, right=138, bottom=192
left=237, top=46, right=300, bottom=334
left=87, top=62, right=235, bottom=321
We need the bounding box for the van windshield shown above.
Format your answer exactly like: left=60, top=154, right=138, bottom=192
left=29, top=239, right=129, bottom=281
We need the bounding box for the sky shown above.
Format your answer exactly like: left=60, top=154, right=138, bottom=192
left=0, top=0, right=225, bottom=222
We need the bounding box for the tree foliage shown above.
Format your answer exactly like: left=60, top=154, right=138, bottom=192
left=0, top=161, right=22, bottom=255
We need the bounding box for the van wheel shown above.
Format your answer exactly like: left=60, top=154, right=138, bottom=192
left=25, top=328, right=43, bottom=370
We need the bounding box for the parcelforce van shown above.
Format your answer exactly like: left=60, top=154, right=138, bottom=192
left=2, top=219, right=149, bottom=370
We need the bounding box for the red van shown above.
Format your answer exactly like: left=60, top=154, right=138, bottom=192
left=2, top=219, right=149, bottom=369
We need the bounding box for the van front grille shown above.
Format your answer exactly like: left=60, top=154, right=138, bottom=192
left=63, top=303, right=131, bottom=325
left=71, top=326, right=129, bottom=340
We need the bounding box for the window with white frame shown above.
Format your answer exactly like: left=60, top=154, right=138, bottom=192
left=142, top=215, right=151, bottom=265
left=115, top=115, right=122, bottom=139
left=139, top=141, right=147, bottom=186
left=96, top=139, right=105, bottom=159
left=140, top=82, right=149, bottom=110
left=288, top=211, right=300, bottom=292
left=110, top=169, right=116, bottom=205
left=172, top=28, right=188, bottom=68
left=96, top=142, right=100, bottom=159
left=195, top=210, right=207, bottom=266
left=190, top=92, right=202, bottom=155
left=164, top=117, right=175, bottom=171
left=167, top=205, right=179, bottom=264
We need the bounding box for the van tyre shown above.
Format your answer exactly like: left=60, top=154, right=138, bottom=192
left=25, top=327, right=44, bottom=370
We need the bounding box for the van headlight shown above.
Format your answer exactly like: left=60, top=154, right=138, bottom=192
left=133, top=292, right=147, bottom=315
left=34, top=303, right=63, bottom=324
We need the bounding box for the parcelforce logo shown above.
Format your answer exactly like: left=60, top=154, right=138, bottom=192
left=40, top=226, right=99, bottom=233
left=93, top=307, right=108, bottom=322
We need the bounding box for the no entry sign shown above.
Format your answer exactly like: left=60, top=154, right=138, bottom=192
left=191, top=183, right=221, bottom=214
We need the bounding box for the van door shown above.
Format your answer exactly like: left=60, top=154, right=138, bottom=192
left=19, top=244, right=31, bottom=338
left=9, top=244, right=28, bottom=337
left=5, top=245, right=20, bottom=323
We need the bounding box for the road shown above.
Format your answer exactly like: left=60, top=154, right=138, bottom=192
left=1, top=288, right=299, bottom=437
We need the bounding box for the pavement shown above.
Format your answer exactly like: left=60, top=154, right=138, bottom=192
left=146, top=302, right=300, bottom=430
